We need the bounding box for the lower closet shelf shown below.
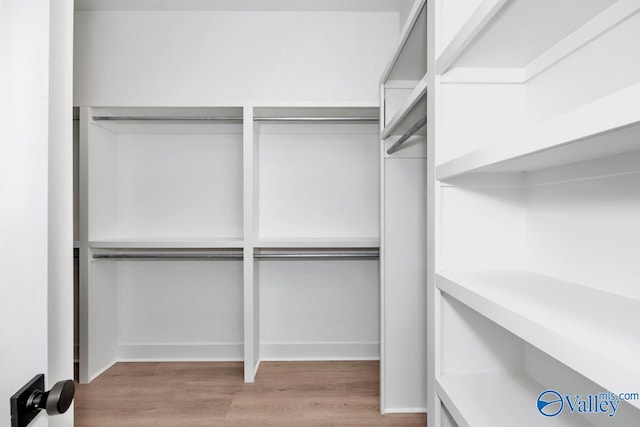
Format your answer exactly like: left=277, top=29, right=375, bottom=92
left=437, top=270, right=640, bottom=410
left=437, top=374, right=589, bottom=427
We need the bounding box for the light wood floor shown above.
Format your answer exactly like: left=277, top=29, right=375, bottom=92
left=74, top=361, right=426, bottom=426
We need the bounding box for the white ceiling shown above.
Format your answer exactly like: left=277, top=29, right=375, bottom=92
left=75, top=0, right=412, bottom=12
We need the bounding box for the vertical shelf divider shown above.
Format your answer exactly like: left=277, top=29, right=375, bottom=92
left=243, top=105, right=259, bottom=382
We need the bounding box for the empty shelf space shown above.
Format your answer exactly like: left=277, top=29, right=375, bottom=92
left=437, top=0, right=629, bottom=76
left=254, top=238, right=379, bottom=249
left=379, top=0, right=428, bottom=84
left=437, top=270, right=640, bottom=408
left=436, top=82, right=640, bottom=179
left=437, top=374, right=591, bottom=427
left=89, top=238, right=244, bottom=249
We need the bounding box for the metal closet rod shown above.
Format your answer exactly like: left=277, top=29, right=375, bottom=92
left=92, top=116, right=243, bottom=122
left=386, top=115, right=428, bottom=155
left=253, top=117, right=379, bottom=122
left=91, top=252, right=377, bottom=260
left=90, top=116, right=380, bottom=123
left=92, top=253, right=243, bottom=260
left=254, top=252, right=379, bottom=259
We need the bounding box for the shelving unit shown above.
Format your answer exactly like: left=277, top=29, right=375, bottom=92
left=430, top=0, right=640, bottom=425
left=438, top=270, right=640, bottom=410
left=79, top=104, right=383, bottom=385
left=248, top=105, right=381, bottom=378
left=378, top=0, right=430, bottom=414
left=78, top=107, right=246, bottom=383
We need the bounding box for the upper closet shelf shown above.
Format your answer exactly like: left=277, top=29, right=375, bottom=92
left=89, top=238, right=244, bottom=249
left=254, top=237, right=379, bottom=249
left=253, top=106, right=378, bottom=122
left=437, top=270, right=640, bottom=410
left=436, top=82, right=640, bottom=180
left=379, top=0, right=428, bottom=86
left=436, top=0, right=636, bottom=80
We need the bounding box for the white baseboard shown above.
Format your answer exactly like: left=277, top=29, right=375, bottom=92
left=117, top=342, right=243, bottom=361
left=114, top=342, right=378, bottom=362
left=88, top=360, right=116, bottom=383
left=260, top=342, right=379, bottom=361
left=382, top=407, right=428, bottom=414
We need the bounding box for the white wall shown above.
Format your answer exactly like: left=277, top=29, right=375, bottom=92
left=74, top=11, right=399, bottom=106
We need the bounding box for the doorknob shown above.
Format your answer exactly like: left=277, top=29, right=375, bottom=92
left=10, top=374, right=75, bottom=427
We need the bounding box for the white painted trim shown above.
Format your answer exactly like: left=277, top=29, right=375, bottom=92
left=117, top=343, right=243, bottom=361
left=435, top=0, right=509, bottom=75
left=259, top=342, right=379, bottom=361
left=379, top=0, right=428, bottom=84
left=382, top=407, right=428, bottom=414
left=524, top=0, right=640, bottom=81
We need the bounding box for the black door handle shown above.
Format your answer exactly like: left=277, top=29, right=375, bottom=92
left=10, top=374, right=75, bottom=427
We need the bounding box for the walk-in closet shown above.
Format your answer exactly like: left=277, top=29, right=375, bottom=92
left=4, top=0, right=638, bottom=426
left=71, top=1, right=428, bottom=422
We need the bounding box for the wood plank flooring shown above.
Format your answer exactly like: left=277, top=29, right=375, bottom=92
left=74, top=361, right=426, bottom=426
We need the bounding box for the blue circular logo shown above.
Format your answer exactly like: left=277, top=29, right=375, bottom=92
left=537, top=390, right=563, bottom=417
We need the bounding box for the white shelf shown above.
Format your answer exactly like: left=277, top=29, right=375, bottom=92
left=76, top=0, right=411, bottom=13
left=379, top=0, right=428, bottom=84
left=437, top=374, right=591, bottom=427
left=436, top=82, right=640, bottom=180
left=254, top=237, right=379, bottom=249
left=89, top=238, right=244, bottom=249
left=437, top=270, right=640, bottom=410
left=436, top=0, right=622, bottom=76
left=381, top=78, right=427, bottom=140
